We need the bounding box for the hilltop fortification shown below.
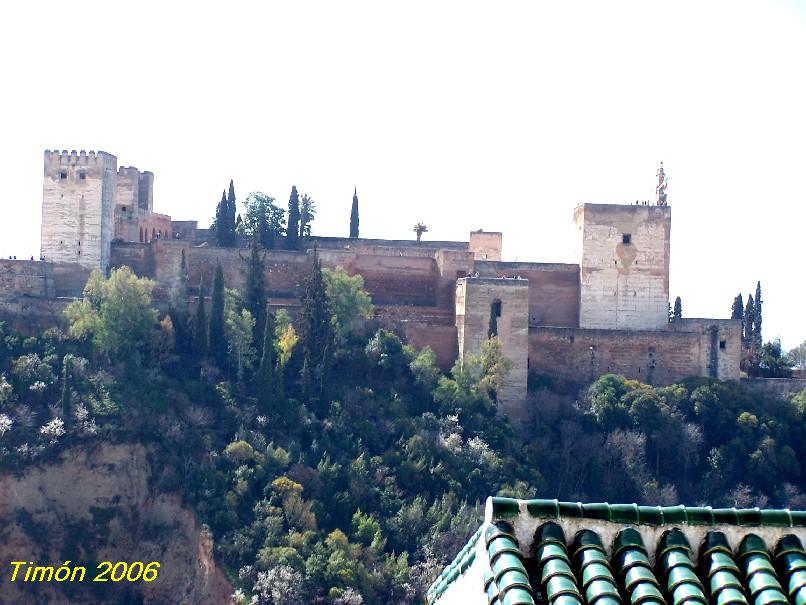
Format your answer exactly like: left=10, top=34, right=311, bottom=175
left=3, top=150, right=742, bottom=418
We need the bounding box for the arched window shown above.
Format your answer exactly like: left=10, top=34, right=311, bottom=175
left=139, top=227, right=143, bottom=243
left=489, top=299, right=502, bottom=338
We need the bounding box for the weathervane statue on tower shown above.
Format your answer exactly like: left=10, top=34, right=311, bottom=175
left=656, top=162, right=668, bottom=206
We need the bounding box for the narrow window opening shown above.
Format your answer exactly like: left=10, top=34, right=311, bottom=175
left=122, top=206, right=127, bottom=212
left=622, top=233, right=632, bottom=244
left=60, top=172, right=67, bottom=180
left=719, top=340, right=726, bottom=350
left=79, top=172, right=86, bottom=180
left=488, top=299, right=502, bottom=338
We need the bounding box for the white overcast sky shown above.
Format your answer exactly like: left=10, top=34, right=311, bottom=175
left=1, top=1, right=804, bottom=348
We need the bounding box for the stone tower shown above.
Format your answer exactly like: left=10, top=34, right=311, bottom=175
left=455, top=277, right=529, bottom=419
left=575, top=203, right=671, bottom=330
left=41, top=150, right=117, bottom=270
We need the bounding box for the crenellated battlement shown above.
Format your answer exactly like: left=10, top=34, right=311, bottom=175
left=44, top=149, right=117, bottom=172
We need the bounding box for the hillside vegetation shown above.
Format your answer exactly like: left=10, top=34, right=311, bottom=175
left=1, top=253, right=806, bottom=605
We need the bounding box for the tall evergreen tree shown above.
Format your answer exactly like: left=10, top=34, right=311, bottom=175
left=754, top=281, right=763, bottom=353
left=672, top=296, right=682, bottom=322
left=731, top=293, right=744, bottom=341
left=287, top=186, right=301, bottom=250
left=227, top=180, right=237, bottom=243
left=209, top=262, right=227, bottom=369
left=169, top=249, right=191, bottom=357
left=214, top=191, right=227, bottom=246
left=193, top=280, right=208, bottom=361
left=297, top=247, right=333, bottom=408
left=241, top=234, right=267, bottom=344
left=258, top=311, right=277, bottom=411
left=299, top=193, right=316, bottom=238
left=349, top=187, right=359, bottom=238
left=744, top=294, right=755, bottom=348
left=60, top=354, right=73, bottom=428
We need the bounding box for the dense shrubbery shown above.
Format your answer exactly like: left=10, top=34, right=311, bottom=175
left=1, top=255, right=805, bottom=604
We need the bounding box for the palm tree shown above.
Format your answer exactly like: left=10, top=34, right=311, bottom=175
left=413, top=222, right=428, bottom=242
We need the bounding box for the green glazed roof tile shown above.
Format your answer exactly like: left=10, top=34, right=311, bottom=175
left=500, top=587, right=537, bottom=605
left=636, top=506, right=665, bottom=525
left=751, top=588, right=788, bottom=605
left=629, top=581, right=664, bottom=605
left=747, top=573, right=783, bottom=598
left=710, top=571, right=744, bottom=595
left=759, top=510, right=793, bottom=527
left=584, top=579, right=621, bottom=603
left=788, top=570, right=806, bottom=596
left=590, top=597, right=621, bottom=605
left=527, top=499, right=561, bottom=519
left=498, top=569, right=532, bottom=591
left=685, top=507, right=715, bottom=525
left=738, top=535, right=769, bottom=560
left=670, top=582, right=707, bottom=605
left=536, top=522, right=567, bottom=546
left=576, top=548, right=609, bottom=568
left=774, top=534, right=804, bottom=557
left=551, top=595, right=584, bottom=605
left=572, top=529, right=605, bottom=554
left=624, top=566, right=661, bottom=592
left=659, top=528, right=693, bottom=555
left=544, top=574, right=581, bottom=598
left=540, top=559, right=575, bottom=584
left=486, top=522, right=516, bottom=546
left=614, top=528, right=648, bottom=557
left=706, top=552, right=741, bottom=577
left=536, top=543, right=571, bottom=564
left=745, top=556, right=776, bottom=578
left=493, top=553, right=528, bottom=578
left=794, top=586, right=806, bottom=605
left=559, top=501, right=585, bottom=519
left=777, top=552, right=806, bottom=574
left=616, top=550, right=651, bottom=573
left=715, top=588, right=749, bottom=605
left=581, top=563, right=614, bottom=588
left=661, top=549, right=696, bottom=571
left=667, top=566, right=703, bottom=591
left=703, top=531, right=734, bottom=557
left=489, top=536, right=524, bottom=561
left=610, top=503, right=641, bottom=524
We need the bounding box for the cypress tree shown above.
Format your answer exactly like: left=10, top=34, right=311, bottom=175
left=754, top=281, right=763, bottom=353
left=672, top=296, right=682, bottom=322
left=209, top=262, right=227, bottom=369
left=242, top=234, right=267, bottom=344
left=349, top=187, right=359, bottom=238
left=169, top=249, right=191, bottom=357
left=193, top=280, right=208, bottom=361
left=258, top=311, right=277, bottom=411
left=743, top=294, right=755, bottom=353
left=287, top=186, right=301, bottom=250
left=731, top=293, right=744, bottom=342
left=227, top=180, right=237, bottom=245
left=297, top=246, right=333, bottom=409
left=215, top=191, right=228, bottom=246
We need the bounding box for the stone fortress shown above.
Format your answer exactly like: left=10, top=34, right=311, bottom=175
left=2, top=149, right=741, bottom=418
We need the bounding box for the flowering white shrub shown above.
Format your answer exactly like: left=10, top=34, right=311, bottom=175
left=0, top=414, right=12, bottom=436
left=40, top=417, right=65, bottom=441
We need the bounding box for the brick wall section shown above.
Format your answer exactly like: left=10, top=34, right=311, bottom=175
left=469, top=231, right=502, bottom=261
left=403, top=324, right=458, bottom=370
left=672, top=318, right=741, bottom=380
left=475, top=261, right=580, bottom=327
left=575, top=203, right=670, bottom=330
left=456, top=278, right=529, bottom=418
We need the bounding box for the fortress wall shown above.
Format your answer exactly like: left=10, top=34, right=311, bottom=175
left=111, top=242, right=151, bottom=277
left=672, top=318, right=742, bottom=380
left=475, top=262, right=580, bottom=327
left=0, top=296, right=71, bottom=335
left=529, top=327, right=709, bottom=385
left=0, top=260, right=54, bottom=298
left=51, top=263, right=92, bottom=298
left=402, top=324, right=458, bottom=370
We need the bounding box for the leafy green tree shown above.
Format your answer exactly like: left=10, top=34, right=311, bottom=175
left=323, top=267, right=373, bottom=343
left=65, top=267, right=158, bottom=366
left=243, top=192, right=286, bottom=249
left=241, top=234, right=267, bottom=343
left=226, top=308, right=256, bottom=382
left=193, top=281, right=208, bottom=362
left=758, top=338, right=794, bottom=378
left=299, top=193, right=316, bottom=238
left=287, top=186, right=301, bottom=250
left=672, top=296, right=682, bottom=322
left=209, top=262, right=227, bottom=369
left=169, top=249, right=192, bottom=358
left=789, top=341, right=806, bottom=373
left=349, top=188, right=359, bottom=238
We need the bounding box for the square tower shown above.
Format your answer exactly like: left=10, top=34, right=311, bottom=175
left=455, top=277, right=528, bottom=418
left=575, top=203, right=670, bottom=330
left=41, top=150, right=117, bottom=270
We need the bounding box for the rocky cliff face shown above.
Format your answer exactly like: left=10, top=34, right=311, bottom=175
left=0, top=443, right=232, bottom=604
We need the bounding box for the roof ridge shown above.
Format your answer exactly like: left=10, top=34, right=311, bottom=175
left=487, top=498, right=806, bottom=528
